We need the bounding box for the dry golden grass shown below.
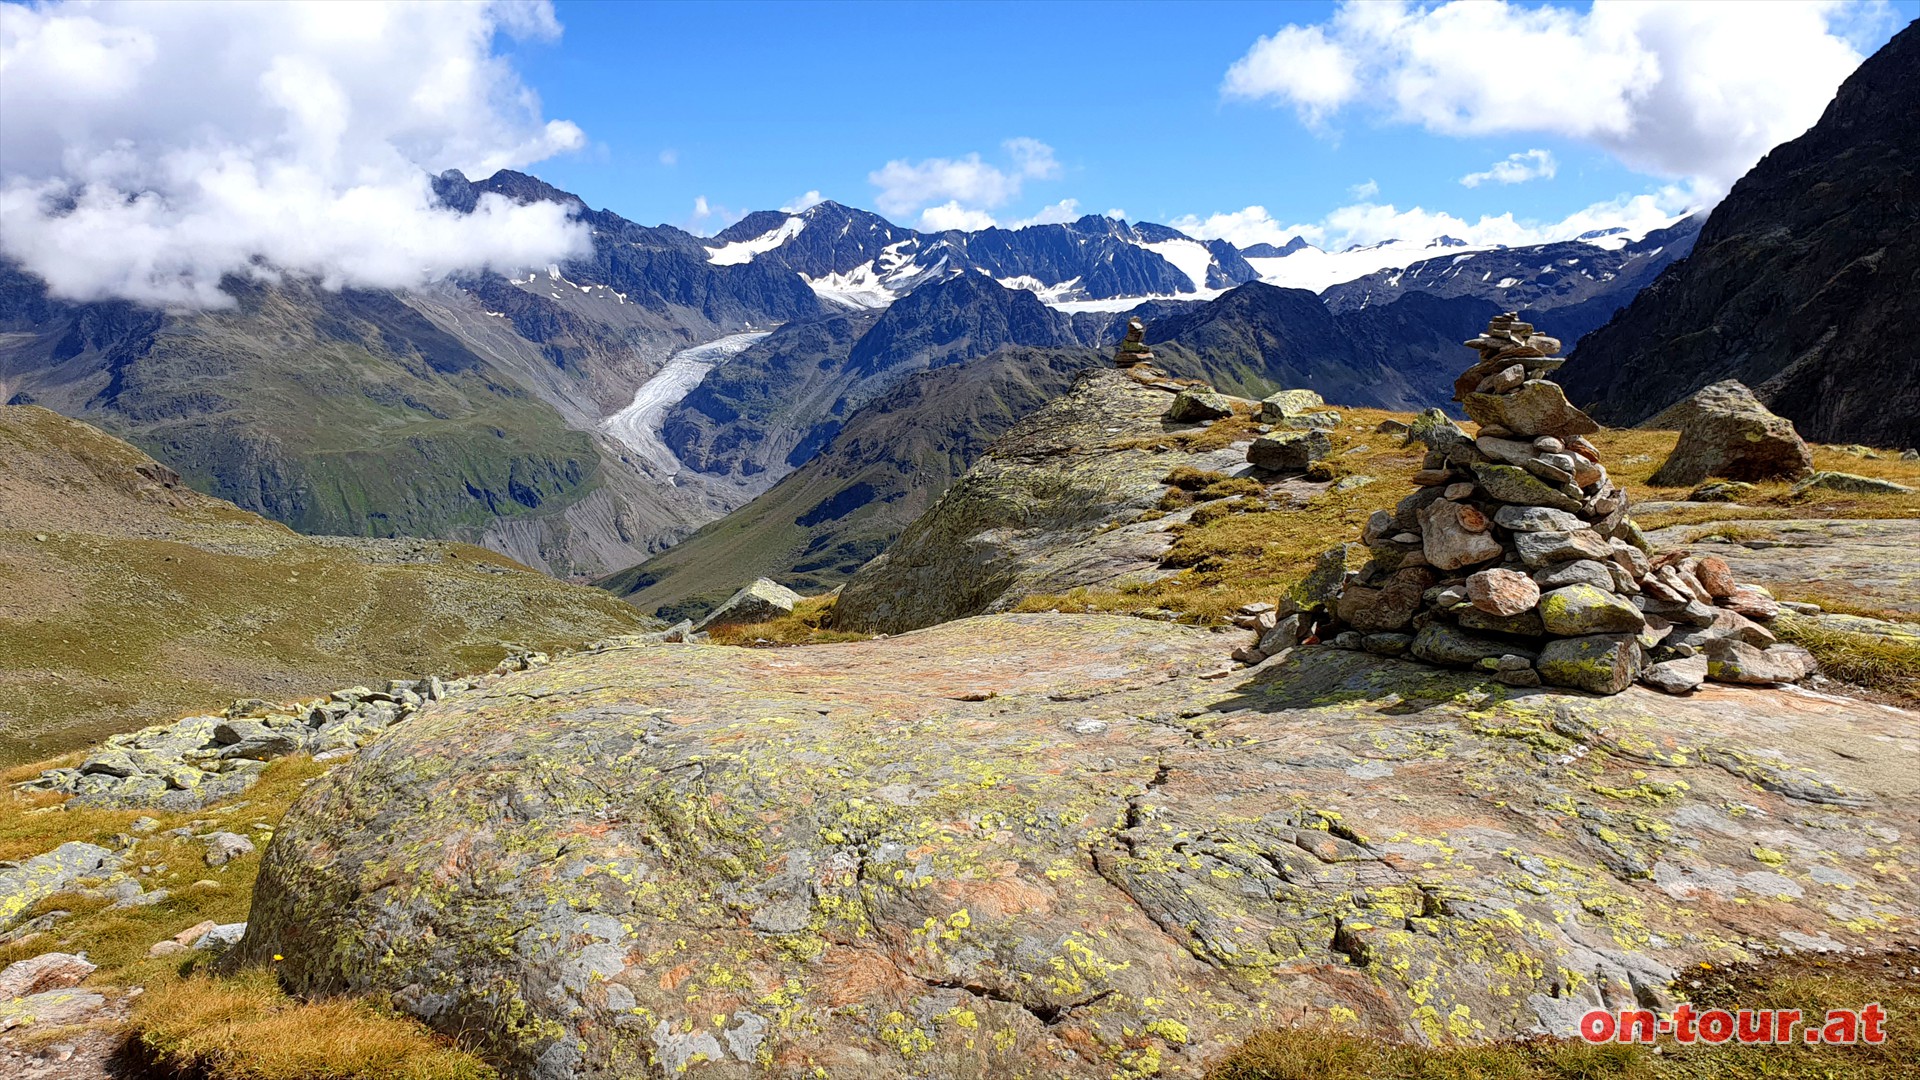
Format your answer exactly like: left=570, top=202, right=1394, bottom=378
left=1015, top=407, right=1920, bottom=627
left=1772, top=616, right=1920, bottom=703
left=135, top=969, right=495, bottom=1080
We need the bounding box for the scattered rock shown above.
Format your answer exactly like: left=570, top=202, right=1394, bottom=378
left=1704, top=638, right=1817, bottom=685
left=1642, top=655, right=1709, bottom=695
left=1167, top=387, right=1235, bottom=423
left=0, top=953, right=95, bottom=1002
left=1258, top=389, right=1324, bottom=422
left=0, top=844, right=115, bottom=932
left=1247, top=429, right=1331, bottom=473
left=1789, top=471, right=1915, bottom=496
left=201, top=832, right=256, bottom=867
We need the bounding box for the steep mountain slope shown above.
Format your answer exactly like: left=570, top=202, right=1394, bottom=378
left=0, top=405, right=649, bottom=763
left=661, top=273, right=1087, bottom=489
left=1560, top=23, right=1919, bottom=446
left=602, top=346, right=1103, bottom=619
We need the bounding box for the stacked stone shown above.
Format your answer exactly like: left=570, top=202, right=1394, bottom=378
left=1113, top=317, right=1156, bottom=368
left=1303, top=313, right=1814, bottom=695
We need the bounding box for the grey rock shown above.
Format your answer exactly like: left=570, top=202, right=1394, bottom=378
left=1534, top=559, right=1615, bottom=591
left=1538, top=584, right=1646, bottom=636
left=1788, top=471, right=1915, bottom=496
left=1513, top=529, right=1614, bottom=568
left=1247, top=429, right=1331, bottom=472
left=1167, top=388, right=1235, bottom=423
left=1412, top=623, right=1536, bottom=668
left=1537, top=634, right=1645, bottom=694
left=1472, top=464, right=1585, bottom=513
left=1494, top=505, right=1585, bottom=533
left=1259, top=389, right=1324, bottom=421
left=1642, top=656, right=1708, bottom=695
left=1647, top=381, right=1813, bottom=486
left=1704, top=639, right=1816, bottom=685
left=201, top=832, right=257, bottom=867
left=0, top=843, right=115, bottom=932
left=693, top=578, right=805, bottom=632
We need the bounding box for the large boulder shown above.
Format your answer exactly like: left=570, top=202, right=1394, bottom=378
left=692, top=578, right=805, bottom=632
left=239, top=615, right=1917, bottom=1079
left=1645, top=381, right=1814, bottom=487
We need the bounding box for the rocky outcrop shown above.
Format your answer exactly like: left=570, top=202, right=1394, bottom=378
left=1560, top=24, right=1920, bottom=447
left=239, top=613, right=1919, bottom=1079
left=832, top=369, right=1246, bottom=633
left=1644, top=381, right=1813, bottom=486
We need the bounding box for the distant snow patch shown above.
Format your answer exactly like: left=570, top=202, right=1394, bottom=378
left=706, top=217, right=806, bottom=265
left=1142, top=238, right=1215, bottom=292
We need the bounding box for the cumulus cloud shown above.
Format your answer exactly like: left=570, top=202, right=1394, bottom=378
left=918, top=201, right=1000, bottom=232
left=780, top=190, right=826, bottom=213
left=0, top=0, right=592, bottom=307
left=868, top=138, right=1060, bottom=220
left=1221, top=0, right=1880, bottom=194
left=1172, top=188, right=1693, bottom=254
left=1461, top=149, right=1557, bottom=188
left=1222, top=24, right=1359, bottom=127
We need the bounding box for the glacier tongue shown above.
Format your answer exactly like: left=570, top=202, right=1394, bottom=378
left=602, top=332, right=771, bottom=475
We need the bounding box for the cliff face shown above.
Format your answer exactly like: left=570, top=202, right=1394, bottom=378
left=1560, top=23, right=1920, bottom=447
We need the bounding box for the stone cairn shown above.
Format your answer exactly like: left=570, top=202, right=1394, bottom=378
left=1271, top=312, right=1815, bottom=695
left=1113, top=316, right=1156, bottom=368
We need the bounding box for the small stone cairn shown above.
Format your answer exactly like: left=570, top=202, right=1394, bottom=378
left=1250, top=312, right=1815, bottom=695
left=1113, top=317, right=1156, bottom=368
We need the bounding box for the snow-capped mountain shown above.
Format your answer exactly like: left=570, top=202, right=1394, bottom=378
left=702, top=201, right=1260, bottom=309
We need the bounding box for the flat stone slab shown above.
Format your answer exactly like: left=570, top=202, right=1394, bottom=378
left=242, top=613, right=1920, bottom=1079
left=1646, top=518, right=1920, bottom=615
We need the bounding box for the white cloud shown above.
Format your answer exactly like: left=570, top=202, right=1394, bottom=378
left=1461, top=149, right=1558, bottom=188
left=1222, top=24, right=1359, bottom=127
left=868, top=138, right=1059, bottom=219
left=1173, top=187, right=1693, bottom=253
left=1348, top=179, right=1379, bottom=200
left=1222, top=0, right=1880, bottom=195
left=1008, top=199, right=1081, bottom=229
left=0, top=0, right=591, bottom=308
left=918, top=201, right=999, bottom=232
left=659, top=148, right=679, bottom=167
left=1105, top=208, right=1127, bottom=220
left=780, top=190, right=826, bottom=213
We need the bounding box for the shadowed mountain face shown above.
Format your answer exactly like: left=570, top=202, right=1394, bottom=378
left=1560, top=23, right=1920, bottom=447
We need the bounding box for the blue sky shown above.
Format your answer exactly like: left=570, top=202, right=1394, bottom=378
left=0, top=1, right=1912, bottom=305
left=505, top=0, right=1917, bottom=244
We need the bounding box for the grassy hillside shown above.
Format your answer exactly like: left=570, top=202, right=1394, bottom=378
left=0, top=405, right=650, bottom=764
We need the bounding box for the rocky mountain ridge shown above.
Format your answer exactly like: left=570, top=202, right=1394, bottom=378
left=1560, top=21, right=1919, bottom=447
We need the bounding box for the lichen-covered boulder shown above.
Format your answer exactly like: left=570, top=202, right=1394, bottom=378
left=239, top=614, right=1919, bottom=1079
left=1645, top=381, right=1813, bottom=486
left=693, top=578, right=804, bottom=632
left=1259, top=389, right=1324, bottom=421
left=1536, top=633, right=1644, bottom=693
left=1247, top=429, right=1331, bottom=472
left=1167, top=388, right=1235, bottom=422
